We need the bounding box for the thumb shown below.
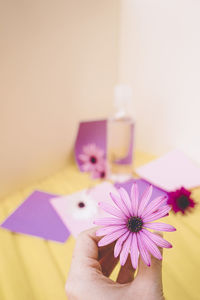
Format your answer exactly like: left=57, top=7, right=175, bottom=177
left=72, top=227, right=101, bottom=264
left=137, top=248, right=163, bottom=282
left=132, top=251, right=164, bottom=300
left=136, top=232, right=163, bottom=283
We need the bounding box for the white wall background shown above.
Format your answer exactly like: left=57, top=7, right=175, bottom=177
left=1, top=0, right=200, bottom=198
left=0, top=0, right=119, bottom=198
left=118, top=0, right=200, bottom=162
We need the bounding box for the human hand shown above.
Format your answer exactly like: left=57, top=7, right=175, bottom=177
left=66, top=228, right=164, bottom=300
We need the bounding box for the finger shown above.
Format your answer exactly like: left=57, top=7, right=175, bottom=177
left=137, top=248, right=162, bottom=280
left=99, top=247, right=119, bottom=277
left=73, top=228, right=117, bottom=269
left=74, top=227, right=115, bottom=259
left=117, top=255, right=135, bottom=284
left=136, top=232, right=163, bottom=282
left=67, top=227, right=102, bottom=287
left=73, top=228, right=101, bottom=265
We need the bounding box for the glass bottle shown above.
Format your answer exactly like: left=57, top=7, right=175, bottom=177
left=107, top=84, right=135, bottom=181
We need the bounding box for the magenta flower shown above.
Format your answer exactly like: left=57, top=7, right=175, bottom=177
left=91, top=160, right=109, bottom=180
left=79, top=144, right=104, bottom=172
left=167, top=187, right=196, bottom=214
left=94, top=183, right=176, bottom=268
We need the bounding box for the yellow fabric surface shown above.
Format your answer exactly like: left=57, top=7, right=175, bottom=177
left=0, top=152, right=200, bottom=300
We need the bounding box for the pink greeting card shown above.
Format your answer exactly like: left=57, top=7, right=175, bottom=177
left=50, top=182, right=117, bottom=237
left=136, top=150, right=200, bottom=192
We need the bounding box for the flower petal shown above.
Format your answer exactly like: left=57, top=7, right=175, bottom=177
left=114, top=231, right=130, bottom=258
left=144, top=222, right=176, bottom=232
left=94, top=217, right=126, bottom=226
left=141, top=195, right=167, bottom=218
left=130, top=233, right=139, bottom=269
left=138, top=185, right=153, bottom=217
left=96, top=148, right=104, bottom=157
left=143, top=229, right=172, bottom=248
left=91, top=170, right=102, bottom=179
left=96, top=225, right=126, bottom=236
left=82, top=145, right=90, bottom=154
left=131, top=183, right=139, bottom=216
left=120, top=234, right=132, bottom=266
left=98, top=228, right=128, bottom=247
left=137, top=232, right=151, bottom=266
left=82, top=163, right=92, bottom=171
left=98, top=202, right=126, bottom=219
left=140, top=230, right=162, bottom=260
left=143, top=205, right=171, bottom=223
left=88, top=144, right=96, bottom=152
left=79, top=154, right=88, bottom=162
left=110, top=192, right=130, bottom=218
left=118, top=188, right=132, bottom=217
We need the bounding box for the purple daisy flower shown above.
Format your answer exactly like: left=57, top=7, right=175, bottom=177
left=167, top=187, right=196, bottom=214
left=79, top=144, right=104, bottom=172
left=94, top=183, right=176, bottom=268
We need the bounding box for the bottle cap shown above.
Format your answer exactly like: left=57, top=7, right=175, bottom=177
left=114, top=84, right=133, bottom=118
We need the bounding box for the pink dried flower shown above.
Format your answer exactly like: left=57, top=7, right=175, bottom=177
left=91, top=160, right=109, bottom=180
left=167, top=187, right=196, bottom=214
left=94, top=183, right=176, bottom=268
left=79, top=144, right=104, bottom=172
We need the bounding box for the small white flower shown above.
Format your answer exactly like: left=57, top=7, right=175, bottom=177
left=71, top=191, right=97, bottom=220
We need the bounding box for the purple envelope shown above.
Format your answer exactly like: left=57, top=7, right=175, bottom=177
left=1, top=190, right=70, bottom=243
left=115, top=178, right=167, bottom=202
left=74, top=119, right=107, bottom=171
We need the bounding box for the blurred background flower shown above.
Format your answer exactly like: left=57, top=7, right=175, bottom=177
left=167, top=187, right=196, bottom=214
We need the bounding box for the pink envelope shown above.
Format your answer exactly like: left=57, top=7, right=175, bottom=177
left=136, top=149, right=200, bottom=192
left=50, top=182, right=118, bottom=237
